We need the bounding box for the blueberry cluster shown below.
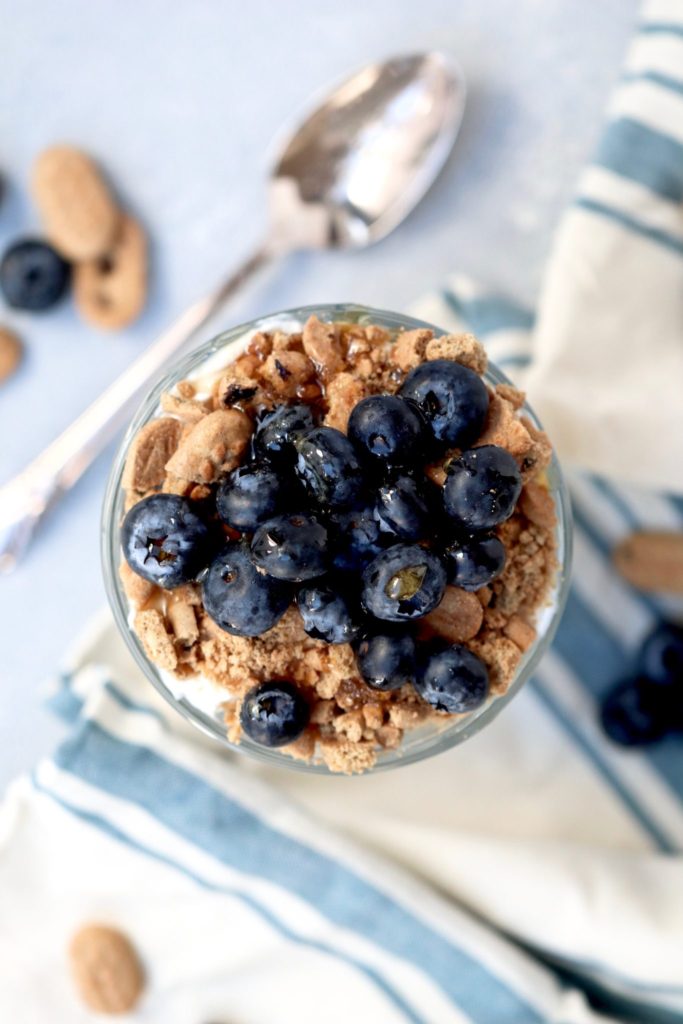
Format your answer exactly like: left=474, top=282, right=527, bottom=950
left=123, top=360, right=525, bottom=748
left=600, top=622, right=683, bottom=746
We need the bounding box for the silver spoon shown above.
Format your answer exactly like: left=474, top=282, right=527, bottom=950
left=0, top=51, right=465, bottom=572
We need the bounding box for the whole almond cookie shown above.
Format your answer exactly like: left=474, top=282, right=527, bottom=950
left=69, top=923, right=145, bottom=1015
left=0, top=326, right=23, bottom=384
left=74, top=215, right=148, bottom=330
left=32, top=145, right=120, bottom=260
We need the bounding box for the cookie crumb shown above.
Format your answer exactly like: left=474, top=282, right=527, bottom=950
left=324, top=372, right=366, bottom=432
left=519, top=481, right=557, bottom=530
left=302, top=315, right=344, bottom=376
left=425, top=332, right=487, bottom=374
left=319, top=737, right=377, bottom=774
left=122, top=417, right=183, bottom=492
left=135, top=609, right=177, bottom=671
left=165, top=409, right=251, bottom=483
left=390, top=327, right=432, bottom=370
left=503, top=614, right=536, bottom=651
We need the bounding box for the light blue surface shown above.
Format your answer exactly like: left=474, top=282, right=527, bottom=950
left=0, top=0, right=637, bottom=784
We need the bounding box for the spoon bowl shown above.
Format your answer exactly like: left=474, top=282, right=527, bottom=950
left=270, top=52, right=465, bottom=249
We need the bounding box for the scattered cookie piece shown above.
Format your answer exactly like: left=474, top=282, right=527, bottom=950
left=425, top=332, right=487, bottom=374
left=0, top=326, right=23, bottom=383
left=32, top=145, right=120, bottom=260
left=122, top=416, right=183, bottom=492
left=302, top=315, right=344, bottom=376
left=69, top=923, right=145, bottom=1015
left=165, top=408, right=251, bottom=483
left=74, top=215, right=147, bottom=330
left=613, top=531, right=683, bottom=594
left=390, top=327, right=432, bottom=371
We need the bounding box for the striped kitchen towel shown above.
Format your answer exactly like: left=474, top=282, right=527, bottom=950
left=2, top=2, right=683, bottom=1022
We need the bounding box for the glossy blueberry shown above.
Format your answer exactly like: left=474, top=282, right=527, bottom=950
left=216, top=464, right=288, bottom=532
left=347, top=394, right=426, bottom=469
left=251, top=513, right=328, bottom=581
left=254, top=403, right=315, bottom=464
left=443, top=532, right=506, bottom=590
left=240, top=681, right=309, bottom=747
left=638, top=621, right=683, bottom=689
left=202, top=541, right=292, bottom=636
left=295, top=426, right=364, bottom=509
left=375, top=475, right=432, bottom=541
left=0, top=239, right=70, bottom=311
left=415, top=642, right=489, bottom=713
left=600, top=678, right=668, bottom=747
left=399, top=358, right=488, bottom=449
left=443, top=445, right=522, bottom=531
left=122, top=493, right=211, bottom=589
left=297, top=582, right=362, bottom=644
left=361, top=544, right=446, bottom=621
left=354, top=628, right=416, bottom=691
left=329, top=503, right=386, bottom=573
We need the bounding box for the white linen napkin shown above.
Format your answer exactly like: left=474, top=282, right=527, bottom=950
left=3, top=2, right=683, bottom=1022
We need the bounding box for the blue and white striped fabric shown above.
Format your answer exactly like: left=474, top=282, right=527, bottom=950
left=3, top=3, right=683, bottom=1021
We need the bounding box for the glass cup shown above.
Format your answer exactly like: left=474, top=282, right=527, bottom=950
left=102, top=303, right=573, bottom=774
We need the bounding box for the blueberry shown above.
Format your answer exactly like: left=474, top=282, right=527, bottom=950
left=297, top=582, right=362, bottom=644
left=399, top=358, right=489, bottom=449
left=638, top=622, right=683, bottom=689
left=295, top=426, right=364, bottom=509
left=361, top=544, right=446, bottom=621
left=375, top=475, right=432, bottom=541
left=254, top=404, right=315, bottom=464
left=443, top=445, right=522, bottom=531
left=251, top=513, right=328, bottom=581
left=600, top=678, right=668, bottom=747
left=415, top=642, right=489, bottom=713
left=202, top=541, right=292, bottom=636
left=0, top=239, right=70, bottom=311
left=354, top=628, right=416, bottom=691
left=122, top=493, right=211, bottom=589
left=240, top=681, right=309, bottom=747
left=329, top=503, right=386, bottom=572
left=347, top=395, right=427, bottom=469
left=216, top=464, right=288, bottom=532
left=443, top=532, right=506, bottom=590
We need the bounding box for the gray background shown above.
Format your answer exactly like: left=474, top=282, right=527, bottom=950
left=0, top=0, right=637, bottom=783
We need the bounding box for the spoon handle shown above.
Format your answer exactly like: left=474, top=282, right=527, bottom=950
left=0, top=242, right=274, bottom=573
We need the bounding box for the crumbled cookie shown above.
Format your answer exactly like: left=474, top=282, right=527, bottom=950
left=324, top=372, right=366, bottom=431
left=74, top=215, right=147, bottom=330
left=32, top=146, right=120, bottom=260
left=159, top=391, right=211, bottom=423
left=390, top=327, right=432, bottom=370
left=496, top=382, right=525, bottom=409
left=119, top=561, right=157, bottom=609
left=519, top=481, right=557, bottom=530
left=319, top=737, right=377, bottom=774
left=504, top=614, right=537, bottom=651
left=469, top=633, right=522, bottom=695
left=377, top=724, right=402, bottom=749
left=217, top=369, right=263, bottom=410
left=167, top=596, right=199, bottom=647
left=0, top=326, right=23, bottom=384
left=478, top=393, right=533, bottom=460
left=261, top=350, right=315, bottom=398
left=135, top=609, right=177, bottom=672
left=122, top=416, right=183, bottom=492
left=425, top=332, right=487, bottom=374
left=519, top=416, right=553, bottom=480
left=421, top=586, right=484, bottom=643
left=69, top=924, right=145, bottom=1015
left=302, top=315, right=344, bottom=376
left=165, top=409, right=251, bottom=483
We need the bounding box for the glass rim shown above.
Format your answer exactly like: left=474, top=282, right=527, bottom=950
left=101, top=302, right=573, bottom=775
